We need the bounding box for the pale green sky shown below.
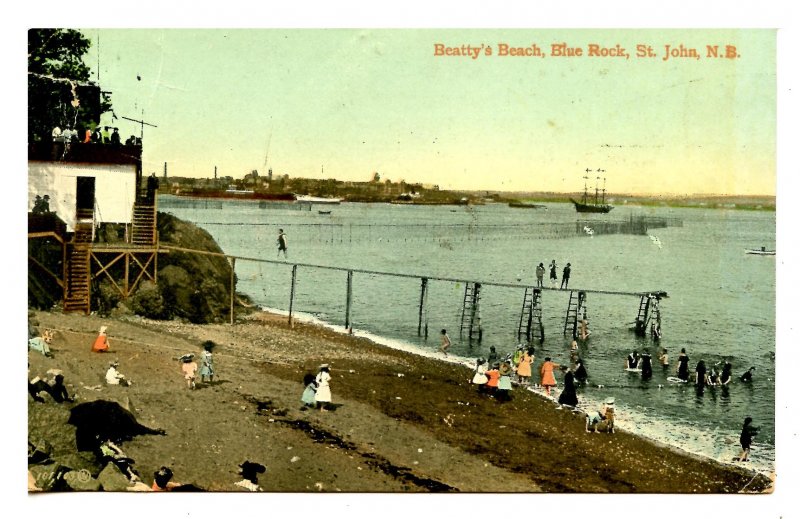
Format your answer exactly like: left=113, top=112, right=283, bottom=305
left=83, top=29, right=776, bottom=196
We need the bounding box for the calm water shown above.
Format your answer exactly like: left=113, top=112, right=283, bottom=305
left=161, top=196, right=776, bottom=472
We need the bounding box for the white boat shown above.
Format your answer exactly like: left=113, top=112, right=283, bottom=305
left=295, top=195, right=342, bottom=204
left=745, top=247, right=775, bottom=256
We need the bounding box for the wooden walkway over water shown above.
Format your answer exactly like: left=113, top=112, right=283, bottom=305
left=159, top=244, right=667, bottom=343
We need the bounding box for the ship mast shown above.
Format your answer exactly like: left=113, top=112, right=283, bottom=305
left=583, top=168, right=591, bottom=205
left=597, top=168, right=606, bottom=205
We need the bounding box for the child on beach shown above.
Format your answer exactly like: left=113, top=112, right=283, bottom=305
left=540, top=357, right=559, bottom=396
left=180, top=354, right=198, bottom=390
left=92, top=325, right=110, bottom=353
left=497, top=361, right=513, bottom=402
left=516, top=348, right=533, bottom=385
left=301, top=373, right=317, bottom=408
left=439, top=329, right=451, bottom=356
left=471, top=358, right=489, bottom=392
left=315, top=364, right=332, bottom=411
left=485, top=362, right=500, bottom=396
left=199, top=341, right=216, bottom=384
left=105, top=360, right=131, bottom=386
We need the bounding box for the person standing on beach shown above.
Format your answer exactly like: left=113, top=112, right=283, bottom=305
left=487, top=346, right=498, bottom=366
left=535, top=263, right=545, bottom=288
left=315, top=364, right=332, bottom=411
left=497, top=361, right=513, bottom=402
left=738, top=417, right=759, bottom=461
left=540, top=357, right=559, bottom=396
left=517, top=348, right=533, bottom=385
left=471, top=358, right=489, bottom=393
left=561, top=263, right=571, bottom=289
left=558, top=367, right=578, bottom=407
left=676, top=348, right=690, bottom=381
left=549, top=260, right=558, bottom=288
left=301, top=373, right=317, bottom=408
left=440, top=329, right=451, bottom=356
left=485, top=362, right=500, bottom=396
left=277, top=229, right=288, bottom=258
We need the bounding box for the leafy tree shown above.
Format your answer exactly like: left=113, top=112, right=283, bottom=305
left=28, top=29, right=111, bottom=142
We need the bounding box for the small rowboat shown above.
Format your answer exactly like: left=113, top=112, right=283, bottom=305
left=745, top=247, right=775, bottom=256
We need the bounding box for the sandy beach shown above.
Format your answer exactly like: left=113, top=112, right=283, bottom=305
left=26, top=307, right=772, bottom=494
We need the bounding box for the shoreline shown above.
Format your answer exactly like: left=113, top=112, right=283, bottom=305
left=28, top=307, right=773, bottom=493
left=260, top=305, right=775, bottom=479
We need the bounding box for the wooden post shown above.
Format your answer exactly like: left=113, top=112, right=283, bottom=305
left=229, top=257, right=236, bottom=325
left=417, top=277, right=428, bottom=336
left=288, top=264, right=298, bottom=326
left=345, top=270, right=353, bottom=329
left=124, top=252, right=130, bottom=298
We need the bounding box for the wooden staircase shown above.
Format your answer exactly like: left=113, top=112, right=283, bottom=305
left=518, top=287, right=544, bottom=344
left=459, top=282, right=482, bottom=342
left=131, top=202, right=157, bottom=246
left=63, top=222, right=93, bottom=313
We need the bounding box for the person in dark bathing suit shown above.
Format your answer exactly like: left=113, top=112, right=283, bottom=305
left=719, top=361, right=733, bottom=385
left=740, top=366, right=756, bottom=383
left=640, top=350, right=653, bottom=379
left=676, top=348, right=690, bottom=381
left=574, top=358, right=588, bottom=384
left=695, top=360, right=707, bottom=389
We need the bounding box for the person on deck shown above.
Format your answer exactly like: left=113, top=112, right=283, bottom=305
left=535, top=263, right=545, bottom=288
left=91, top=326, right=110, bottom=353
left=277, top=229, right=288, bottom=258
left=561, top=263, right=572, bottom=289
left=549, top=260, right=558, bottom=288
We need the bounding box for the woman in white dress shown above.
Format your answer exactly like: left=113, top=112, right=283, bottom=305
left=315, top=364, right=332, bottom=411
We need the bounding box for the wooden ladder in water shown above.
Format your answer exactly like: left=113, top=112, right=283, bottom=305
left=518, top=287, right=544, bottom=344
left=460, top=282, right=482, bottom=342
left=564, top=290, right=587, bottom=338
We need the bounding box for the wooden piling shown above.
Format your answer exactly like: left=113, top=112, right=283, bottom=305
left=288, top=264, right=297, bottom=327
left=418, top=277, right=428, bottom=336
left=229, top=257, right=236, bottom=325
left=345, top=270, right=353, bottom=329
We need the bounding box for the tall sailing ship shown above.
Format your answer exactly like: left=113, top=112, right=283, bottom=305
left=571, top=168, right=613, bottom=213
